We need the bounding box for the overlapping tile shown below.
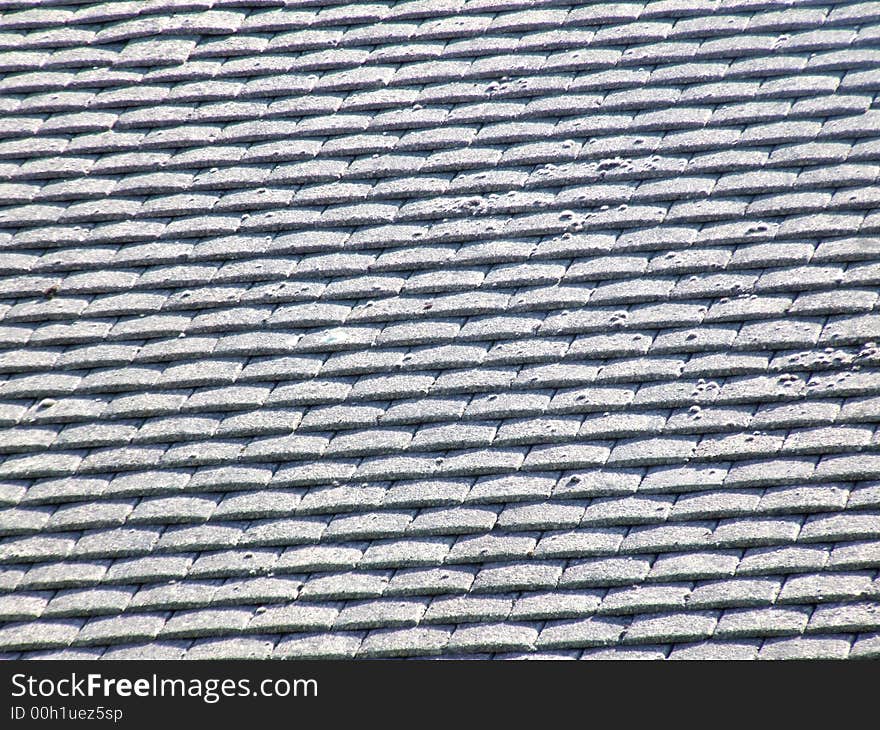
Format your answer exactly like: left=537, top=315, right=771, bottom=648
left=0, top=0, right=878, bottom=659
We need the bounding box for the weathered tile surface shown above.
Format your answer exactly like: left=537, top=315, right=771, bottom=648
left=0, top=0, right=878, bottom=661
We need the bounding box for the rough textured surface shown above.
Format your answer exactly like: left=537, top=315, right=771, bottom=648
left=0, top=0, right=879, bottom=660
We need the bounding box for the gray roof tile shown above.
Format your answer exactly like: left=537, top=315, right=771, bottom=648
left=44, top=587, right=134, bottom=619
left=758, top=635, right=852, bottom=660
left=623, top=611, right=718, bottom=645
left=185, top=637, right=276, bottom=661
left=274, top=631, right=363, bottom=659
left=807, top=602, right=880, bottom=634
left=599, top=585, right=692, bottom=616
left=76, top=614, right=167, bottom=647
left=671, top=640, right=761, bottom=660
left=850, top=633, right=880, bottom=660
left=100, top=641, right=187, bottom=660
left=385, top=566, right=475, bottom=597
left=716, top=605, right=812, bottom=639
left=537, top=617, right=628, bottom=649
left=561, top=557, right=652, bottom=589
left=447, top=622, right=538, bottom=654
left=249, top=603, right=339, bottom=633
left=0, top=620, right=83, bottom=651
left=359, top=626, right=451, bottom=657
left=533, top=528, right=625, bottom=559
left=335, top=598, right=428, bottom=630
left=424, top=595, right=512, bottom=624
left=160, top=607, right=253, bottom=639
left=471, top=562, right=562, bottom=593
left=510, top=590, right=603, bottom=621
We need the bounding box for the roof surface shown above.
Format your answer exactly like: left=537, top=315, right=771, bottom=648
left=0, top=0, right=879, bottom=660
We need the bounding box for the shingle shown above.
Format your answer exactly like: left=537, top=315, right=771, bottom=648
left=105, top=555, right=192, bottom=585
left=274, top=632, right=362, bottom=660
left=0, top=533, right=76, bottom=563
left=326, top=428, right=412, bottom=457
left=623, top=611, right=718, bottom=645
left=553, top=470, right=643, bottom=500
left=497, top=502, right=585, bottom=531
left=299, top=572, right=390, bottom=601
left=582, top=495, right=674, bottom=526
left=599, top=584, right=692, bottom=616
left=408, top=504, right=498, bottom=535
left=44, top=587, right=135, bottom=618
left=533, top=528, right=626, bottom=560
left=669, top=640, right=760, bottom=660
left=647, top=550, right=738, bottom=582
left=360, top=538, right=451, bottom=569
left=0, top=593, right=49, bottom=622
left=410, top=422, right=496, bottom=451
left=335, top=598, right=428, bottom=630
left=759, top=636, right=852, bottom=660
left=249, top=603, right=339, bottom=634
left=160, top=606, right=253, bottom=639
left=154, top=523, right=241, bottom=553
left=190, top=548, right=280, bottom=581
left=129, top=496, right=217, bottom=524
left=459, top=474, right=544, bottom=505
left=511, top=590, right=603, bottom=622
left=607, top=437, right=697, bottom=467
left=0, top=620, right=82, bottom=651
left=848, top=484, right=880, bottom=511
left=324, top=511, right=413, bottom=541
left=0, top=504, right=52, bottom=535
left=523, top=443, right=611, bottom=471
left=383, top=479, right=469, bottom=509
left=240, top=516, right=328, bottom=548
left=471, top=563, right=563, bottom=593
left=47, top=501, right=133, bottom=531
left=444, top=533, right=533, bottom=564
left=580, top=645, right=669, bottom=660
left=560, top=557, right=652, bottom=589
left=297, top=485, right=386, bottom=516
left=850, top=633, right=880, bottom=660
left=778, top=572, right=874, bottom=605
left=800, top=512, right=880, bottom=543
left=621, top=522, right=715, bottom=554
left=465, top=391, right=550, bottom=420
left=385, top=567, right=475, bottom=597
left=447, top=622, right=538, bottom=654
left=359, top=626, right=451, bottom=658
left=77, top=614, right=167, bottom=647
left=537, top=617, right=629, bottom=649
left=423, top=595, right=510, bottom=625
left=688, top=577, right=782, bottom=609
left=434, top=449, right=525, bottom=477
left=20, top=562, right=107, bottom=591
left=671, top=490, right=762, bottom=521
left=184, top=637, right=276, bottom=661
left=716, top=606, right=812, bottom=639
left=808, top=602, right=880, bottom=633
